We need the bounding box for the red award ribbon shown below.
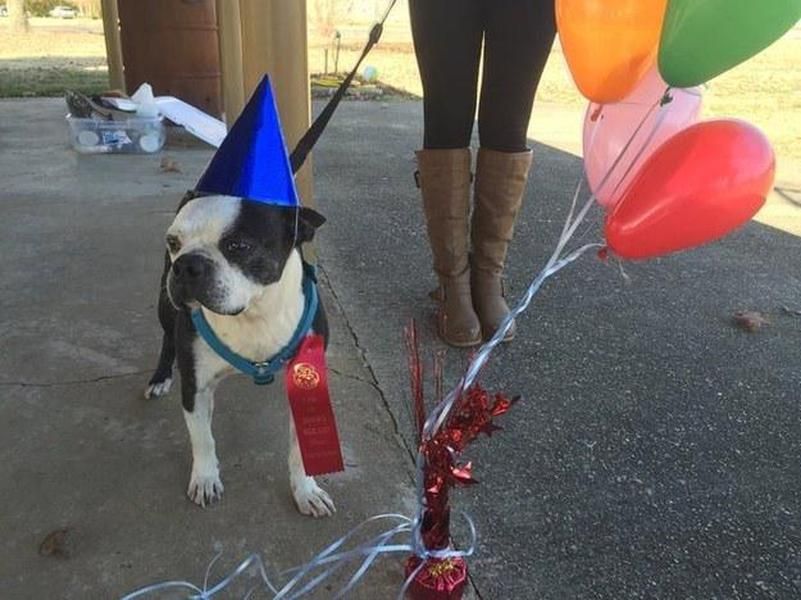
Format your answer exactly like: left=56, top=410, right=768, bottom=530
left=286, top=334, right=344, bottom=476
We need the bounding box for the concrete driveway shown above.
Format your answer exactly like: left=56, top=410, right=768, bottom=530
left=0, top=99, right=414, bottom=599
left=313, top=101, right=801, bottom=599
left=1, top=97, right=800, bottom=599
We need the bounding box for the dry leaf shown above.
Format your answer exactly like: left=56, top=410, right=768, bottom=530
left=732, top=310, right=770, bottom=332
left=38, top=528, right=73, bottom=559
left=160, top=156, right=182, bottom=173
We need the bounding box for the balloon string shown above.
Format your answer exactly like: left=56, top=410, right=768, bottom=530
left=579, top=85, right=677, bottom=242
left=607, top=87, right=674, bottom=199
left=275, top=514, right=412, bottom=599
left=120, top=581, right=205, bottom=600
left=335, top=526, right=412, bottom=599
left=118, top=514, right=430, bottom=600
left=423, top=194, right=598, bottom=439
left=592, top=94, right=664, bottom=198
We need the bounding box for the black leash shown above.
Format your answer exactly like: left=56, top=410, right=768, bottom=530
left=289, top=0, right=399, bottom=174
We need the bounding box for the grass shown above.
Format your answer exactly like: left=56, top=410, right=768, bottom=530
left=2, top=17, right=799, bottom=164
left=0, top=17, right=109, bottom=97
left=0, top=62, right=108, bottom=97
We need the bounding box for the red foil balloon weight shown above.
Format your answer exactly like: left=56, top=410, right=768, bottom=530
left=405, top=555, right=468, bottom=600
left=403, top=322, right=517, bottom=599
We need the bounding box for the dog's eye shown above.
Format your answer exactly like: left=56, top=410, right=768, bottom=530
left=166, top=235, right=181, bottom=254
left=224, top=239, right=251, bottom=253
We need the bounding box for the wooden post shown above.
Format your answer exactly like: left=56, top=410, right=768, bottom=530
left=215, top=0, right=245, bottom=125
left=238, top=0, right=314, bottom=212
left=101, top=0, right=125, bottom=92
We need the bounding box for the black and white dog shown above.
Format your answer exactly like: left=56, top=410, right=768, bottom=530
left=144, top=192, right=335, bottom=517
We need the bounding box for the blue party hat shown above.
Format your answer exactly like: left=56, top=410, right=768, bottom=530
left=196, top=75, right=299, bottom=207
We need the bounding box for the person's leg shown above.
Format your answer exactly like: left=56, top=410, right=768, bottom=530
left=410, top=0, right=485, bottom=346
left=478, top=0, right=556, bottom=153
left=471, top=0, right=556, bottom=341
left=409, top=0, right=484, bottom=149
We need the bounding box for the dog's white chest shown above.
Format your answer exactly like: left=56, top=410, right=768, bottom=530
left=199, top=252, right=306, bottom=366
left=207, top=307, right=302, bottom=362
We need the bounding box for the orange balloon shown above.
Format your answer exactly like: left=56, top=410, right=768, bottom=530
left=556, top=0, right=668, bottom=103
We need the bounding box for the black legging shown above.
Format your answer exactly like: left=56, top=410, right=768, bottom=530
left=409, top=0, right=556, bottom=152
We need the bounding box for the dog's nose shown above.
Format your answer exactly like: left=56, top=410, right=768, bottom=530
left=172, top=254, right=209, bottom=281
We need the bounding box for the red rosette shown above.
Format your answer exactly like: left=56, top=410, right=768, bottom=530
left=404, top=555, right=468, bottom=600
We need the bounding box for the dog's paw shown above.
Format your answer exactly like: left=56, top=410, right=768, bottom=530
left=187, top=468, right=224, bottom=508
left=292, top=477, right=335, bottom=518
left=144, top=377, right=173, bottom=399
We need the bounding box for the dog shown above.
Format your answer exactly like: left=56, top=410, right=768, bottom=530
left=144, top=192, right=335, bottom=517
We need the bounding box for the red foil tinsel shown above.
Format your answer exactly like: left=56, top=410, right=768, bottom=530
left=403, top=321, right=517, bottom=600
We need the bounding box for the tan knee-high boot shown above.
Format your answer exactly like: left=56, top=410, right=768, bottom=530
left=416, top=148, right=482, bottom=347
left=471, top=148, right=533, bottom=341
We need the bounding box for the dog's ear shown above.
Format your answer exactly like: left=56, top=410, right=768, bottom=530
left=294, top=207, right=326, bottom=244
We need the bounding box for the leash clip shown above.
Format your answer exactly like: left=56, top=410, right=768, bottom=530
left=253, top=362, right=276, bottom=386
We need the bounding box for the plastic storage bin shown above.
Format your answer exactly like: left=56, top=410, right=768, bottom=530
left=66, top=115, right=166, bottom=154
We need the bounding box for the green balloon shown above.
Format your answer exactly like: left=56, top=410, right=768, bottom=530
left=659, top=0, right=801, bottom=87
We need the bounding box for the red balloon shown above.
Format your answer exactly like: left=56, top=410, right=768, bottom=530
left=605, top=120, right=775, bottom=260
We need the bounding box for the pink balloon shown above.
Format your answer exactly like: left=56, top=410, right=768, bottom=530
left=583, top=67, right=703, bottom=209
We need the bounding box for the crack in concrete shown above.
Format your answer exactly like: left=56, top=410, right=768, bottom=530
left=318, top=264, right=416, bottom=464
left=0, top=370, right=150, bottom=389
left=329, top=366, right=418, bottom=457
left=329, top=366, right=381, bottom=390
